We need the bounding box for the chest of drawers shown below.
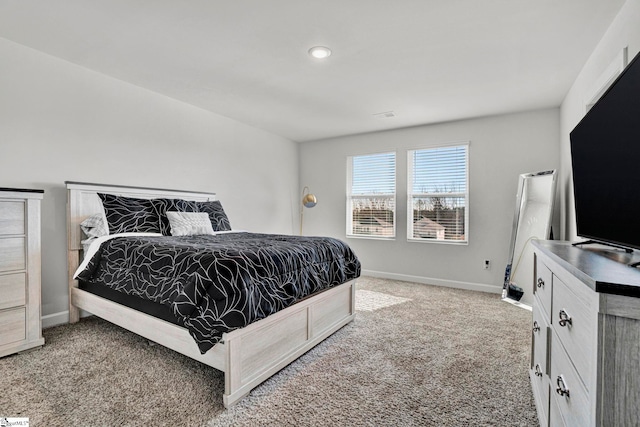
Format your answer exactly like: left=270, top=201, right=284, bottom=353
left=531, top=240, right=640, bottom=426
left=0, top=188, right=45, bottom=357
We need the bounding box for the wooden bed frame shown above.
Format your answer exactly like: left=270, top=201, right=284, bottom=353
left=66, top=181, right=356, bottom=407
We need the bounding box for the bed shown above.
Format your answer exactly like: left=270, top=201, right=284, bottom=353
left=66, top=181, right=359, bottom=407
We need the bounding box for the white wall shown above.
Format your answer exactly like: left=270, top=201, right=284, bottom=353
left=300, top=108, right=560, bottom=293
left=0, top=38, right=299, bottom=324
left=560, top=0, right=640, bottom=241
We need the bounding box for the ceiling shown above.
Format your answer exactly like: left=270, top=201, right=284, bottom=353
left=0, top=0, right=626, bottom=142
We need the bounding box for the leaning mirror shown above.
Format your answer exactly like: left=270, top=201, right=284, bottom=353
left=503, top=170, right=557, bottom=308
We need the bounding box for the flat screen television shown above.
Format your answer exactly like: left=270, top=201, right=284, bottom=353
left=570, top=50, right=640, bottom=251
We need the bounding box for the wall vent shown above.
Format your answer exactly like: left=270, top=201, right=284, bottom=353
left=373, top=111, right=395, bottom=118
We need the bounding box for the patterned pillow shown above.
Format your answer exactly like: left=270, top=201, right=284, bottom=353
left=98, top=193, right=162, bottom=234
left=151, top=198, right=198, bottom=235
left=195, top=200, right=232, bottom=232
left=166, top=211, right=215, bottom=236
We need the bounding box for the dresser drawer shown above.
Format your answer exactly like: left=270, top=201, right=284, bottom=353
left=0, top=237, right=26, bottom=272
left=550, top=333, right=590, bottom=427
left=0, top=272, right=26, bottom=310
left=552, top=274, right=595, bottom=390
left=0, top=307, right=26, bottom=346
left=549, top=385, right=567, bottom=427
left=534, top=256, right=553, bottom=320
left=0, top=201, right=25, bottom=235
left=532, top=302, right=550, bottom=374
left=531, top=302, right=550, bottom=426
left=530, top=370, right=549, bottom=427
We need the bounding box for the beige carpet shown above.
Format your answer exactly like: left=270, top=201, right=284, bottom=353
left=0, top=277, right=538, bottom=426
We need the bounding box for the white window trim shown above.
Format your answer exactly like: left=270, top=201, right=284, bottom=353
left=346, top=151, right=396, bottom=240
left=407, top=143, right=469, bottom=244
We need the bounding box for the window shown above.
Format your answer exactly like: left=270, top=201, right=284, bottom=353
left=408, top=144, right=468, bottom=243
left=347, top=152, right=396, bottom=238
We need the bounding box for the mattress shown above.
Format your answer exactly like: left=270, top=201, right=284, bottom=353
left=75, top=232, right=361, bottom=353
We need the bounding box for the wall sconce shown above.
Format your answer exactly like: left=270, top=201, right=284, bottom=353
left=300, top=186, right=317, bottom=235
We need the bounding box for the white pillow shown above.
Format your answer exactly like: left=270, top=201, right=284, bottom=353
left=167, top=211, right=215, bottom=236
left=80, top=213, right=109, bottom=238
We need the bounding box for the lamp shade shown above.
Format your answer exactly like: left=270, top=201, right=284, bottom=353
left=302, top=193, right=317, bottom=208
left=300, top=187, right=317, bottom=235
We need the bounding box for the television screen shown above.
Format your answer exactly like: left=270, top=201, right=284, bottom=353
left=570, top=50, right=640, bottom=250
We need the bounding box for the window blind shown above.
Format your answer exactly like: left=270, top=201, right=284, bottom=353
left=408, top=144, right=468, bottom=243
left=347, top=152, right=396, bottom=238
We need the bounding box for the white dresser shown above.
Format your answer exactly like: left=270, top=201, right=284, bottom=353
left=531, top=240, right=640, bottom=426
left=0, top=188, right=44, bottom=357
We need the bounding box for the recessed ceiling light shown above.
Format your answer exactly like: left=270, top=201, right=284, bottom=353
left=308, top=46, right=332, bottom=59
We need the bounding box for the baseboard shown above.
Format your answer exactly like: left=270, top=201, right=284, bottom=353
left=362, top=270, right=502, bottom=294
left=42, top=309, right=93, bottom=329
left=502, top=297, right=533, bottom=311
left=42, top=311, right=69, bottom=329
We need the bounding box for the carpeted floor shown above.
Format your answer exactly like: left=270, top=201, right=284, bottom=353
left=0, top=277, right=538, bottom=426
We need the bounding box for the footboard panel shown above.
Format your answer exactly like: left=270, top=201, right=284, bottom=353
left=222, top=279, right=356, bottom=407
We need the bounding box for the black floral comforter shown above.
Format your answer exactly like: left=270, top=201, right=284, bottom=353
left=76, top=232, right=360, bottom=354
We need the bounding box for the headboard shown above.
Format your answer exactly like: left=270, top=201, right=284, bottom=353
left=66, top=181, right=216, bottom=322
left=66, top=181, right=216, bottom=251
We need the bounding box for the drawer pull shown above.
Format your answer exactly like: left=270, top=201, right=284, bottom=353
left=556, top=375, right=570, bottom=398
left=537, top=278, right=545, bottom=288
left=534, top=364, right=543, bottom=377
left=558, top=309, right=573, bottom=327
left=532, top=321, right=540, bottom=333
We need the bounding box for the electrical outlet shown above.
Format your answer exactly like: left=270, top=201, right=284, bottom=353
left=483, top=259, right=491, bottom=270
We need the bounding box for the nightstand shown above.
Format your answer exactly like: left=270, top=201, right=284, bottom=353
left=0, top=188, right=44, bottom=357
